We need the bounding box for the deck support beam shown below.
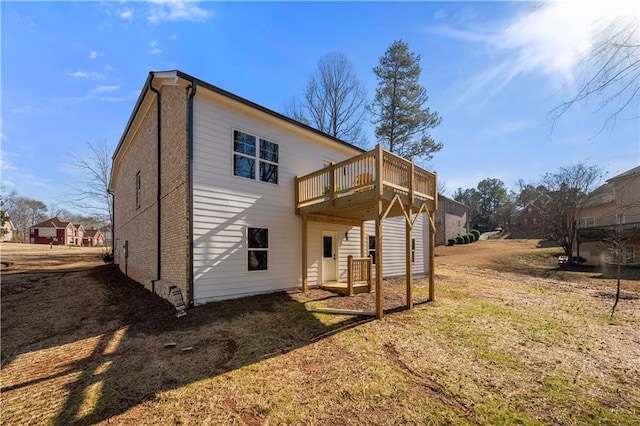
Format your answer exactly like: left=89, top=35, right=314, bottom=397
left=302, top=216, right=308, bottom=293
left=428, top=211, right=436, bottom=301
left=375, top=198, right=383, bottom=319
left=406, top=205, right=413, bottom=310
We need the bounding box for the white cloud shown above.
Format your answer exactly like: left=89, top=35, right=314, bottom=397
left=151, top=48, right=162, bottom=54
left=88, top=50, right=103, bottom=59
left=119, top=8, right=133, bottom=21
left=67, top=71, right=89, bottom=78
left=171, top=34, right=180, bottom=40
left=93, top=85, right=119, bottom=93
left=147, top=0, right=213, bottom=24
left=435, top=1, right=639, bottom=104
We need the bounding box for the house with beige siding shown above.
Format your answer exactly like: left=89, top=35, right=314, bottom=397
left=109, top=71, right=437, bottom=318
left=434, top=194, right=468, bottom=246
left=576, top=166, right=640, bottom=266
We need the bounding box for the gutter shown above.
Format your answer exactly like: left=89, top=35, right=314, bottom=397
left=149, top=73, right=162, bottom=285
left=187, top=81, right=197, bottom=307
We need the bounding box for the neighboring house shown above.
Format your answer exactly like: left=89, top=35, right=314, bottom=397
left=74, top=224, right=85, bottom=246
left=434, top=194, right=468, bottom=246
left=108, top=70, right=438, bottom=318
left=1, top=212, right=16, bottom=242
left=512, top=202, right=546, bottom=239
left=576, top=165, right=640, bottom=265
left=29, top=217, right=77, bottom=245
left=83, top=228, right=105, bottom=246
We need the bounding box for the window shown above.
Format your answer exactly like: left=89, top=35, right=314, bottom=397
left=368, top=236, right=376, bottom=264
left=411, top=238, right=416, bottom=263
left=579, top=217, right=595, bottom=228
left=532, top=217, right=538, bottom=225
left=233, top=130, right=278, bottom=184
left=248, top=227, right=268, bottom=271
left=617, top=213, right=625, bottom=224
left=135, top=171, right=141, bottom=209
left=625, top=246, right=635, bottom=264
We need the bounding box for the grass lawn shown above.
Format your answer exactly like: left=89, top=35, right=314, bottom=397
left=1, top=241, right=639, bottom=425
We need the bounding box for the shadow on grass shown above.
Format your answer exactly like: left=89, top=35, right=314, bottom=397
left=0, top=264, right=374, bottom=425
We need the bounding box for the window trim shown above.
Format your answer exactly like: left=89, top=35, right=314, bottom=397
left=135, top=171, right=141, bottom=209
left=232, top=129, right=279, bottom=185
left=247, top=226, right=269, bottom=272
left=368, top=235, right=376, bottom=264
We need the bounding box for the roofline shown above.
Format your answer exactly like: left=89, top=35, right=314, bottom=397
left=606, top=165, right=640, bottom=183
left=112, top=70, right=365, bottom=162
left=438, top=193, right=469, bottom=209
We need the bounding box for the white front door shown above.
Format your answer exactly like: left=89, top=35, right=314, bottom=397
left=322, top=232, right=337, bottom=282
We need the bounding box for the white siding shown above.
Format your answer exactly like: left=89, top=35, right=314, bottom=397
left=364, top=214, right=428, bottom=278
left=191, top=89, right=431, bottom=304
left=192, top=91, right=359, bottom=304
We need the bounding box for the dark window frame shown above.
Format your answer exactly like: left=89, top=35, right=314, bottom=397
left=233, top=130, right=279, bottom=184
left=247, top=227, right=269, bottom=271
left=135, top=171, right=141, bottom=209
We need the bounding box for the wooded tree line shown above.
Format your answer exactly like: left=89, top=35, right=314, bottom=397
left=286, top=40, right=443, bottom=163
left=453, top=162, right=605, bottom=259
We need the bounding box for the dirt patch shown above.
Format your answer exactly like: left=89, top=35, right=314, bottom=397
left=2, top=242, right=639, bottom=425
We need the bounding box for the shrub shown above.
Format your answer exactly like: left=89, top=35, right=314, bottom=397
left=468, top=233, right=477, bottom=243
left=471, top=229, right=481, bottom=240
left=455, top=236, right=464, bottom=245
left=447, top=239, right=456, bottom=246
left=462, top=235, right=470, bottom=244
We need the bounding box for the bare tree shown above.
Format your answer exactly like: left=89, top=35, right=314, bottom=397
left=1, top=190, right=47, bottom=242
left=550, top=15, right=640, bottom=130
left=70, top=140, right=113, bottom=246
left=542, top=162, right=604, bottom=261
left=285, top=52, right=368, bottom=147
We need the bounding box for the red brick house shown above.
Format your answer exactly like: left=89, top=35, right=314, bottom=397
left=83, top=229, right=105, bottom=246
left=29, top=217, right=78, bottom=245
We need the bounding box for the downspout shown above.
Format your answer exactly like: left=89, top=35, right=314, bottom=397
left=187, top=81, right=197, bottom=307
left=109, top=189, right=115, bottom=263
left=149, top=74, right=162, bottom=288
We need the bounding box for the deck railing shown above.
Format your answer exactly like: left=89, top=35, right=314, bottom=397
left=296, top=145, right=436, bottom=208
left=347, top=255, right=373, bottom=296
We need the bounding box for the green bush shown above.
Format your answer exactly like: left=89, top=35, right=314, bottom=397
left=467, top=233, right=476, bottom=243
left=447, top=239, right=456, bottom=246
left=471, top=229, right=481, bottom=240
left=455, top=236, right=464, bottom=245
left=462, top=235, right=470, bottom=244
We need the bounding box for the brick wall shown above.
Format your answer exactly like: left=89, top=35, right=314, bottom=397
left=158, top=85, right=190, bottom=303
left=112, top=81, right=190, bottom=305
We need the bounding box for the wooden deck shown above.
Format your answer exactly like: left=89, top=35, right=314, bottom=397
left=295, top=146, right=437, bottom=221
left=319, top=281, right=371, bottom=296
left=296, top=145, right=437, bottom=318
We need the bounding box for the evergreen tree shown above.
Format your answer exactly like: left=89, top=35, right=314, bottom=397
left=369, top=40, right=442, bottom=161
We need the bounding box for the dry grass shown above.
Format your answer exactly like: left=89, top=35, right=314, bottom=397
left=1, top=241, right=639, bottom=425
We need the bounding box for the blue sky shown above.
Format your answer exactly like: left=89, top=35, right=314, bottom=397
left=2, top=1, right=638, bottom=214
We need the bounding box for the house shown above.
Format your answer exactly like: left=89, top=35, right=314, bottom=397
left=434, top=194, right=468, bottom=245
left=29, top=217, right=77, bottom=245
left=576, top=165, right=640, bottom=265
left=1, top=212, right=16, bottom=242
left=510, top=194, right=551, bottom=238
left=83, top=228, right=105, bottom=246
left=74, top=224, right=85, bottom=246
left=108, top=70, right=438, bottom=318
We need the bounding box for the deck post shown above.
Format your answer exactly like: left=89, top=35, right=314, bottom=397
left=406, top=205, right=413, bottom=310
left=347, top=255, right=354, bottom=296
left=375, top=198, right=383, bottom=319
left=428, top=211, right=435, bottom=301
left=360, top=221, right=366, bottom=258
left=302, top=216, right=308, bottom=293
left=376, top=144, right=384, bottom=196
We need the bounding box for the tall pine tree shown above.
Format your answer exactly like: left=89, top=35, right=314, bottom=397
left=369, top=40, right=442, bottom=161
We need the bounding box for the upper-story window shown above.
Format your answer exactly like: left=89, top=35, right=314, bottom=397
left=579, top=216, right=595, bottom=227
left=617, top=213, right=625, bottom=224
left=233, top=130, right=279, bottom=184
left=135, top=171, right=141, bottom=209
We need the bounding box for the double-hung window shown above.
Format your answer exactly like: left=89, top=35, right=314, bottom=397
left=233, top=130, right=279, bottom=184
left=248, top=227, right=268, bottom=271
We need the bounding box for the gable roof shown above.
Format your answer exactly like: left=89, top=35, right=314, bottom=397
left=583, top=182, right=615, bottom=207
left=111, top=70, right=365, bottom=166
left=30, top=217, right=74, bottom=229
left=84, top=229, right=103, bottom=238
left=607, top=165, right=640, bottom=183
